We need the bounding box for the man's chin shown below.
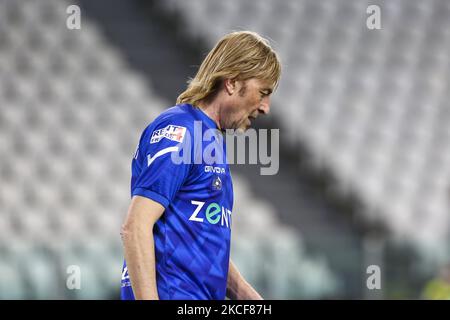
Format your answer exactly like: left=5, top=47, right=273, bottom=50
left=236, top=125, right=251, bottom=133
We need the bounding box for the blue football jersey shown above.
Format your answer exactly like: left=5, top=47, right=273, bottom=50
left=121, top=104, right=234, bottom=300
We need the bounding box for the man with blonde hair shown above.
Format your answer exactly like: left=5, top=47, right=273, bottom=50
left=120, top=31, right=281, bottom=300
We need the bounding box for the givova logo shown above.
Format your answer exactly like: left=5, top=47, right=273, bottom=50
left=189, top=200, right=232, bottom=229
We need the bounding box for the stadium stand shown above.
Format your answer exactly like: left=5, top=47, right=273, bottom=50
left=0, top=0, right=338, bottom=299
left=160, top=0, right=450, bottom=263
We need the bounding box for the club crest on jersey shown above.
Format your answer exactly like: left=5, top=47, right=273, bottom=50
left=150, top=125, right=187, bottom=144
left=211, top=176, right=222, bottom=191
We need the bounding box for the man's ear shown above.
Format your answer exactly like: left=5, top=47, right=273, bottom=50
left=224, top=78, right=236, bottom=96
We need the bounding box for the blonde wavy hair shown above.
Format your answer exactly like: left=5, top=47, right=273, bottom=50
left=176, top=31, right=281, bottom=106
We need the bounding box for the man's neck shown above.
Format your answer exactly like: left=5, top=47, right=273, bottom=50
left=197, top=100, right=222, bottom=130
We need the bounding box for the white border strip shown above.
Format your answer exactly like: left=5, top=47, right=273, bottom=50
left=147, top=146, right=179, bottom=167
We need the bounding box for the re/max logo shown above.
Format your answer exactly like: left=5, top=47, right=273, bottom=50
left=189, top=200, right=232, bottom=229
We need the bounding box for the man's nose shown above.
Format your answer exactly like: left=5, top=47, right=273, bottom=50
left=259, top=99, right=270, bottom=115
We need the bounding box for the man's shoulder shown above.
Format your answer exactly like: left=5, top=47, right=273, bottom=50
left=148, top=104, right=196, bottom=130
left=141, top=104, right=196, bottom=145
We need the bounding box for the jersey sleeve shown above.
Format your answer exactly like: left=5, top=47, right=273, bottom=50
left=132, top=118, right=192, bottom=208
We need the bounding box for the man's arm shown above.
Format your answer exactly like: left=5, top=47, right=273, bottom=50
left=121, top=195, right=164, bottom=300
left=226, top=259, right=263, bottom=300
